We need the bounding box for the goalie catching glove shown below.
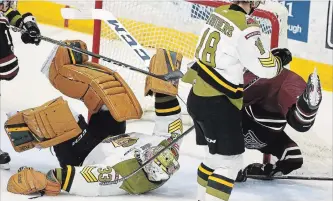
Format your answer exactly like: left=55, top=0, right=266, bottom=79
left=7, top=167, right=61, bottom=196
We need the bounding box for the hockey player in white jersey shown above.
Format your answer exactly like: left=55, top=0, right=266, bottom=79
left=4, top=40, right=185, bottom=197
left=182, top=1, right=292, bottom=201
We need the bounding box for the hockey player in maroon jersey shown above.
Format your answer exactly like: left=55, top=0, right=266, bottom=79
left=237, top=53, right=322, bottom=181
left=0, top=0, right=41, bottom=81
left=0, top=0, right=41, bottom=169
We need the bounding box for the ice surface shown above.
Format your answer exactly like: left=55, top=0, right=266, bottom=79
left=0, top=25, right=332, bottom=201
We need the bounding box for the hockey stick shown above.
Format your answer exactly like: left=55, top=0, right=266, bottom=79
left=10, top=26, right=183, bottom=82
left=61, top=8, right=152, bottom=67
left=247, top=174, right=333, bottom=181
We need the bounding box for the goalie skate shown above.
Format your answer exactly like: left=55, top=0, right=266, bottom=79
left=303, top=68, right=322, bottom=110
left=0, top=150, right=10, bottom=170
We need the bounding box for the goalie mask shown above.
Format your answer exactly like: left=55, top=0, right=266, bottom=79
left=0, top=0, right=17, bottom=12
left=136, top=145, right=180, bottom=182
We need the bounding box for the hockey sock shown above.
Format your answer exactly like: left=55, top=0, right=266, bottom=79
left=204, top=154, right=243, bottom=201
left=197, top=163, right=214, bottom=201
left=206, top=169, right=235, bottom=201
left=154, top=93, right=181, bottom=116
left=54, top=165, right=75, bottom=192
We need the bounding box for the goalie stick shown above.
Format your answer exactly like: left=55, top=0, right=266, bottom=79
left=10, top=26, right=183, bottom=82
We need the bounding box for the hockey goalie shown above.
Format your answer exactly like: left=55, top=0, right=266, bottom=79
left=4, top=40, right=185, bottom=197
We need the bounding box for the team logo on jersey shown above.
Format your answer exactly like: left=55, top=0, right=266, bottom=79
left=107, top=134, right=138, bottom=148
left=246, top=17, right=258, bottom=26
left=243, top=130, right=267, bottom=149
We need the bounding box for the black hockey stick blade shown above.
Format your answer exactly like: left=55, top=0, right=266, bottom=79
left=162, top=70, right=184, bottom=81
left=247, top=174, right=333, bottom=181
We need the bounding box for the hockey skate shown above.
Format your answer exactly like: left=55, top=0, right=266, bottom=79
left=0, top=149, right=11, bottom=170
left=303, top=68, right=322, bottom=110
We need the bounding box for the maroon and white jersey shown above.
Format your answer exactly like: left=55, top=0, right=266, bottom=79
left=243, top=69, right=306, bottom=131
left=0, top=12, right=19, bottom=81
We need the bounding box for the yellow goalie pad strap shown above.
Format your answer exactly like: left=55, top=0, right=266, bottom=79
left=145, top=49, right=183, bottom=96
left=5, top=97, right=82, bottom=151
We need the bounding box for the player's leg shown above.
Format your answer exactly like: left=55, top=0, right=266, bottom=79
left=239, top=120, right=303, bottom=179
left=284, top=69, right=322, bottom=132
left=0, top=149, right=10, bottom=170
left=262, top=132, right=303, bottom=176
left=144, top=48, right=184, bottom=139
left=188, top=90, right=244, bottom=201
left=193, top=121, right=210, bottom=201
left=53, top=108, right=126, bottom=168
left=153, top=93, right=182, bottom=138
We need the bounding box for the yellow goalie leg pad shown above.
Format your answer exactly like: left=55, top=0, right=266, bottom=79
left=145, top=49, right=183, bottom=97
left=48, top=40, right=142, bottom=122
left=4, top=97, right=82, bottom=152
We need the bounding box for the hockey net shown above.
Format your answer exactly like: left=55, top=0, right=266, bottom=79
left=91, top=0, right=286, bottom=124
left=67, top=0, right=331, bottom=178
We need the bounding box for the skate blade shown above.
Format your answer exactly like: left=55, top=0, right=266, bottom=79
left=308, top=70, right=322, bottom=108
left=0, top=163, right=10, bottom=170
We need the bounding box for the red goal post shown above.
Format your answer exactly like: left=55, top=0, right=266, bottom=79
left=90, top=0, right=283, bottom=164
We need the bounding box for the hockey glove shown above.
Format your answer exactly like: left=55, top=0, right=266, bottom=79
left=235, top=163, right=278, bottom=182
left=271, top=48, right=292, bottom=66
left=20, top=13, right=41, bottom=45
left=7, top=167, right=61, bottom=196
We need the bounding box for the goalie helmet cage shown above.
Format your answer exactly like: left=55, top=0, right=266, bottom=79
left=90, top=0, right=281, bottom=165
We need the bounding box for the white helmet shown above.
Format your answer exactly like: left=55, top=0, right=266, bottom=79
left=136, top=145, right=180, bottom=182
